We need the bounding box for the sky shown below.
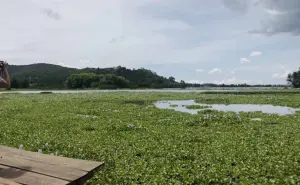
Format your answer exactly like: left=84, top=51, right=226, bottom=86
left=0, top=0, right=300, bottom=85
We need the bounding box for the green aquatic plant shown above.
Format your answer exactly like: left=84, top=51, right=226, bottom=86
left=186, top=104, right=212, bottom=109
left=0, top=91, right=299, bottom=184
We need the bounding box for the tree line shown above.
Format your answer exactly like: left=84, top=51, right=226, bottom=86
left=7, top=63, right=186, bottom=89
left=10, top=78, right=30, bottom=88
left=7, top=63, right=300, bottom=89
left=65, top=73, right=130, bottom=89
left=65, top=73, right=188, bottom=89
left=185, top=83, right=288, bottom=88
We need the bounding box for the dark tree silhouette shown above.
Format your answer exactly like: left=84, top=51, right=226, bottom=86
left=287, top=67, right=300, bottom=88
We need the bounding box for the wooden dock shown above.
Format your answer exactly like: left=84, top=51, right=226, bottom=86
left=0, top=145, right=104, bottom=185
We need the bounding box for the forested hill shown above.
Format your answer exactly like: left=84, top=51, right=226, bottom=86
left=8, top=63, right=184, bottom=89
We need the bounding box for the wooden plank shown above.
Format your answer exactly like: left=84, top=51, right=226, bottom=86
left=0, top=165, right=68, bottom=185
left=0, top=146, right=103, bottom=172
left=0, top=154, right=87, bottom=182
left=72, top=163, right=105, bottom=185
left=0, top=177, right=21, bottom=185
left=0, top=145, right=104, bottom=185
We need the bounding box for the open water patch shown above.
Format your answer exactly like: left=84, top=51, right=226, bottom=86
left=154, top=100, right=300, bottom=116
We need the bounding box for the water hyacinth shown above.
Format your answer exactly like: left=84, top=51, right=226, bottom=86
left=0, top=91, right=300, bottom=184
left=127, top=124, right=136, bottom=128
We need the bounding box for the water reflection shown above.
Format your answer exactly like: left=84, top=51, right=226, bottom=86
left=154, top=100, right=300, bottom=116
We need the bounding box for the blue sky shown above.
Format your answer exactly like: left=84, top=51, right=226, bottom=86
left=0, top=0, right=299, bottom=84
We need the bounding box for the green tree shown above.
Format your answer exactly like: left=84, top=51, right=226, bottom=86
left=180, top=80, right=186, bottom=89
left=168, top=76, right=175, bottom=83
left=66, top=73, right=130, bottom=89
left=21, top=79, right=30, bottom=88
left=287, top=67, right=300, bottom=88
left=10, top=77, right=20, bottom=88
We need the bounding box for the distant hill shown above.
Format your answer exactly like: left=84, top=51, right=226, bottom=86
left=8, top=63, right=78, bottom=88
left=8, top=63, right=183, bottom=89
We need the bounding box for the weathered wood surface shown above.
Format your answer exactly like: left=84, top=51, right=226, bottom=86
left=0, top=177, right=21, bottom=185
left=0, top=145, right=104, bottom=185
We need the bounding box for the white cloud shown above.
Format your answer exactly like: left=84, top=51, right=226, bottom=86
left=188, top=80, right=203, bottom=84
left=0, top=0, right=237, bottom=69
left=240, top=58, right=250, bottom=64
left=196, top=68, right=204, bottom=72
left=238, top=51, right=261, bottom=65
left=208, top=68, right=222, bottom=74
left=228, top=68, right=236, bottom=74
left=271, top=64, right=293, bottom=80
left=57, top=62, right=73, bottom=68
left=272, top=70, right=290, bottom=79
left=250, top=51, right=262, bottom=57
left=265, top=9, right=286, bottom=16
left=280, top=65, right=285, bottom=69
left=214, top=77, right=251, bottom=84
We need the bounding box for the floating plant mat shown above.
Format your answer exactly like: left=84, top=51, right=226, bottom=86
left=154, top=100, right=300, bottom=116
